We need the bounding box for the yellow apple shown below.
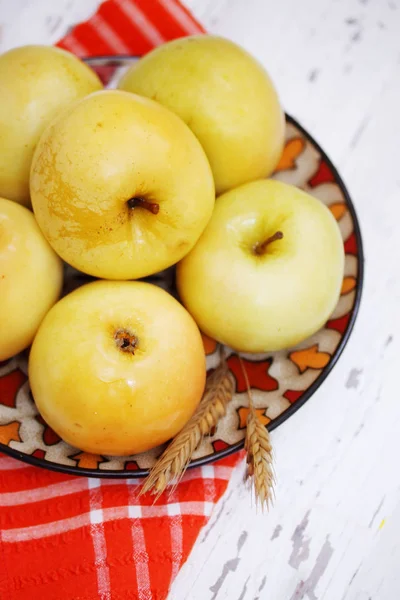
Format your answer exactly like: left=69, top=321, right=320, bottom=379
left=0, top=45, right=102, bottom=206
left=29, top=280, right=206, bottom=455
left=118, top=35, right=285, bottom=195
left=30, top=90, right=215, bottom=280
left=0, top=197, right=63, bottom=360
left=177, top=180, right=344, bottom=352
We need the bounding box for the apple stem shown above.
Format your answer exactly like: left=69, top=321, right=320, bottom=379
left=254, top=231, right=284, bottom=255
left=114, top=329, right=137, bottom=354
left=127, top=196, right=159, bottom=215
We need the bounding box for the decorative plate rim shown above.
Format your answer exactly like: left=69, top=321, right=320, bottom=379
left=0, top=56, right=364, bottom=478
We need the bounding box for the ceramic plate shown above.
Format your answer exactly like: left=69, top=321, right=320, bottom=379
left=0, top=56, right=363, bottom=477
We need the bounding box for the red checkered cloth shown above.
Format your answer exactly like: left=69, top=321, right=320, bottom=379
left=0, top=453, right=241, bottom=600
left=0, top=2, right=244, bottom=599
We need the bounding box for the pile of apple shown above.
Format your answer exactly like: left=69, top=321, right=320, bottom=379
left=0, top=37, right=344, bottom=457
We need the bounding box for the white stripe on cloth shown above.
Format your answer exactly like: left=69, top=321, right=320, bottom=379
left=127, top=480, right=152, bottom=600
left=135, top=501, right=213, bottom=518
left=59, top=35, right=89, bottom=56
left=116, top=0, right=165, bottom=47
left=0, top=465, right=233, bottom=506
left=90, top=13, right=132, bottom=53
left=0, top=457, right=30, bottom=470
left=157, top=0, right=203, bottom=35
left=202, top=465, right=217, bottom=503
left=88, top=479, right=111, bottom=600
left=0, top=479, right=88, bottom=506
left=167, top=488, right=183, bottom=586
left=3, top=512, right=90, bottom=542
left=1, top=501, right=215, bottom=543
left=181, top=464, right=233, bottom=483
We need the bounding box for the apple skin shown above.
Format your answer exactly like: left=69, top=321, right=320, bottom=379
left=176, top=180, right=345, bottom=352
left=0, top=197, right=63, bottom=360
left=118, top=35, right=284, bottom=196
left=30, top=90, right=215, bottom=280
left=29, top=280, right=206, bottom=456
left=0, top=45, right=102, bottom=206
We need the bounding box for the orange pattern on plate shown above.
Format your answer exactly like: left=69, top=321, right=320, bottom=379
left=275, top=138, right=305, bottom=171
left=70, top=452, right=105, bottom=469
left=289, top=344, right=331, bottom=373
left=201, top=333, right=217, bottom=356
left=329, top=203, right=347, bottom=220
left=341, top=276, right=356, bottom=295
left=0, top=421, right=21, bottom=444
left=238, top=406, right=270, bottom=429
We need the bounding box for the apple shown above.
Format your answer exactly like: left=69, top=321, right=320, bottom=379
left=0, top=197, right=63, bottom=361
left=30, top=89, right=215, bottom=280
left=29, top=280, right=206, bottom=455
left=0, top=45, right=102, bottom=207
left=176, top=180, right=344, bottom=352
left=118, top=35, right=285, bottom=195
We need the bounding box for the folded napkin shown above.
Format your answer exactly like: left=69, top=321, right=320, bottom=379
left=0, top=2, right=243, bottom=599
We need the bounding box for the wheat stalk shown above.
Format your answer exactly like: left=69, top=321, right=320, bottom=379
left=238, top=356, right=274, bottom=510
left=140, top=349, right=234, bottom=499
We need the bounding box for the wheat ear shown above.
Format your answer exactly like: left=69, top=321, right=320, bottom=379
left=238, top=356, right=274, bottom=510
left=140, top=349, right=234, bottom=499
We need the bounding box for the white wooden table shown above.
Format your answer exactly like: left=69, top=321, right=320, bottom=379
left=1, top=1, right=399, bottom=598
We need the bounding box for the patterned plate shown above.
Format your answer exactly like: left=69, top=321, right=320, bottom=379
left=0, top=56, right=363, bottom=477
